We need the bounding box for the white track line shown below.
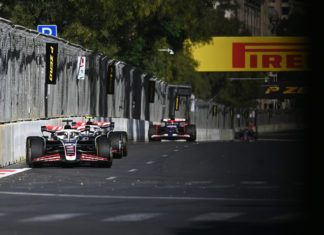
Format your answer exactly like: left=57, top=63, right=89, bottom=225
left=106, top=176, right=117, bottom=180
left=103, top=213, right=162, bottom=222
left=146, top=161, right=155, bottom=165
left=20, top=213, right=85, bottom=222
left=128, top=169, right=138, bottom=173
left=0, top=191, right=300, bottom=202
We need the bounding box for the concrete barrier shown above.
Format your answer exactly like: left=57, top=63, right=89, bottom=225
left=196, top=128, right=234, bottom=141
left=111, top=118, right=149, bottom=142
left=0, top=117, right=301, bottom=167
left=0, top=119, right=60, bottom=166
left=257, top=123, right=304, bottom=133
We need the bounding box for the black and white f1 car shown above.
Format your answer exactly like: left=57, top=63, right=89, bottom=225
left=148, top=118, right=196, bottom=142
left=26, top=119, right=127, bottom=167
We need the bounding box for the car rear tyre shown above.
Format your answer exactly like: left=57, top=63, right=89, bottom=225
left=186, top=125, right=197, bottom=142
left=108, top=132, right=123, bottom=158
left=96, top=135, right=113, bottom=167
left=119, top=131, right=128, bottom=156
left=26, top=137, right=44, bottom=168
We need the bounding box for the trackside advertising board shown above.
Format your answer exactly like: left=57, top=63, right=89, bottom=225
left=190, top=37, right=309, bottom=72
left=45, top=43, right=58, bottom=84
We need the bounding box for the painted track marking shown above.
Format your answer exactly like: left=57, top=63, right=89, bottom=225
left=103, top=213, right=161, bottom=222
left=20, top=213, right=85, bottom=222
left=0, top=168, right=31, bottom=179
left=0, top=191, right=301, bottom=202
left=106, top=176, right=117, bottom=180
left=128, top=169, right=138, bottom=173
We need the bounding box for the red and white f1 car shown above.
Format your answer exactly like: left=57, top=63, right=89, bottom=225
left=25, top=119, right=128, bottom=167
left=148, top=118, right=196, bottom=142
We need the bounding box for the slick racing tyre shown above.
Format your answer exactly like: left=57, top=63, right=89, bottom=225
left=119, top=131, right=128, bottom=157
left=96, top=135, right=113, bottom=168
left=108, top=132, right=124, bottom=158
left=186, top=124, right=197, bottom=142
left=26, top=137, right=44, bottom=167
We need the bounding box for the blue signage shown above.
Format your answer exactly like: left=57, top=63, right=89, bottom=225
left=37, top=25, right=57, bottom=37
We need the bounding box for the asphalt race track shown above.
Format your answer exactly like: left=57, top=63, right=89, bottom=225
left=0, top=133, right=311, bottom=235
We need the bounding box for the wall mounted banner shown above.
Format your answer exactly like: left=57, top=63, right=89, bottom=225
left=45, top=43, right=58, bottom=84
left=107, top=63, right=115, bottom=94
left=258, top=82, right=307, bottom=99
left=77, top=56, right=86, bottom=80
left=175, top=95, right=180, bottom=111
left=190, top=37, right=309, bottom=72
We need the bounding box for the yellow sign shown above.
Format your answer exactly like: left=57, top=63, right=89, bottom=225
left=190, top=37, right=309, bottom=72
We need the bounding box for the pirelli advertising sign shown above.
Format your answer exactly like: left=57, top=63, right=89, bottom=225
left=191, top=37, right=309, bottom=72
left=45, top=43, right=58, bottom=84
left=259, top=82, right=307, bottom=99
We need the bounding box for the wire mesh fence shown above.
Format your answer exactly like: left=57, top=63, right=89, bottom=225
left=0, top=17, right=303, bottom=132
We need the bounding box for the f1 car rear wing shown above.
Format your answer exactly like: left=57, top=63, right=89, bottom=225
left=72, top=121, right=115, bottom=130
left=161, top=118, right=187, bottom=122
left=41, top=125, right=64, bottom=133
